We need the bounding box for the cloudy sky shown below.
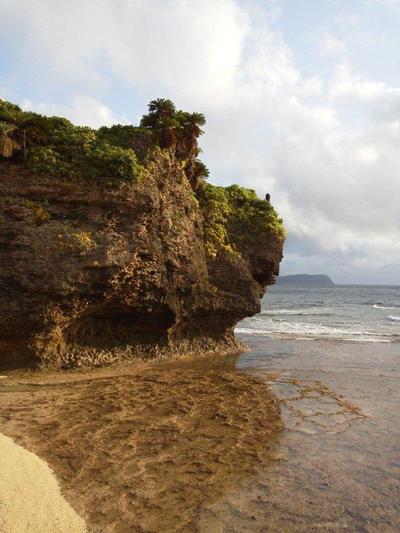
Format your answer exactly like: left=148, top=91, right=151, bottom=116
left=1, top=0, right=399, bottom=284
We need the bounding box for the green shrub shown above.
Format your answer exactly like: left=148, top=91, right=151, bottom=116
left=0, top=100, right=23, bottom=114
left=97, top=125, right=153, bottom=161
left=28, top=126, right=144, bottom=181
left=0, top=102, right=144, bottom=181
left=197, top=183, right=286, bottom=257
left=28, top=146, right=64, bottom=175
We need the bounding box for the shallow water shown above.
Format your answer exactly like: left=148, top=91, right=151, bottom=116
left=1, top=336, right=399, bottom=532
left=220, top=336, right=400, bottom=532
left=0, top=356, right=282, bottom=532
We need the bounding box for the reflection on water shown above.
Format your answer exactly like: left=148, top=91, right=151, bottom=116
left=1, top=337, right=400, bottom=532
left=227, top=336, right=400, bottom=533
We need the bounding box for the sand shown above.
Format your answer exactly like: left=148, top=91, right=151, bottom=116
left=0, top=357, right=282, bottom=532
left=0, top=432, right=86, bottom=533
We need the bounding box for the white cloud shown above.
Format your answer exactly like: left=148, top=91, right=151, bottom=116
left=365, top=0, right=400, bottom=6
left=21, top=94, right=120, bottom=128
left=1, top=0, right=399, bottom=283
left=331, top=64, right=400, bottom=109
left=316, top=32, right=346, bottom=57
left=0, top=0, right=248, bottom=105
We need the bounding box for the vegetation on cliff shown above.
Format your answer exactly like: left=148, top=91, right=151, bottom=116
left=0, top=100, right=143, bottom=182
left=0, top=102, right=48, bottom=160
left=0, top=97, right=286, bottom=255
left=197, top=183, right=286, bottom=257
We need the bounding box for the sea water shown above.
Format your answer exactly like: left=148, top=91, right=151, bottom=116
left=236, top=284, right=400, bottom=343
left=228, top=284, right=400, bottom=529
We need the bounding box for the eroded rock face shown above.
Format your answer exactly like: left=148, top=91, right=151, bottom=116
left=0, top=154, right=283, bottom=369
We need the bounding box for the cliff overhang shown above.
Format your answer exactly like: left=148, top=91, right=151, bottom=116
left=0, top=100, right=285, bottom=369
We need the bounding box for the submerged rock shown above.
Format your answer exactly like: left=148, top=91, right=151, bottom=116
left=0, top=147, right=284, bottom=370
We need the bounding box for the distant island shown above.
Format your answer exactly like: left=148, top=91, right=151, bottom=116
left=277, top=274, right=335, bottom=286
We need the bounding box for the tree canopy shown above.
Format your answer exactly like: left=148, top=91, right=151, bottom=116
left=0, top=104, right=48, bottom=159
left=0, top=97, right=286, bottom=253
left=0, top=97, right=208, bottom=188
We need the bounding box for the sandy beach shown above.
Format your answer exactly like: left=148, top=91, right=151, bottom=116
left=0, top=356, right=282, bottom=532
left=1, top=337, right=399, bottom=532
left=0, top=432, right=85, bottom=533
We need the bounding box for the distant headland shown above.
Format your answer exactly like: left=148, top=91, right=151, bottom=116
left=277, top=274, right=335, bottom=286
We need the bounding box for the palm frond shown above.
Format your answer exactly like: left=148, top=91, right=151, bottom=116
left=0, top=121, right=21, bottom=157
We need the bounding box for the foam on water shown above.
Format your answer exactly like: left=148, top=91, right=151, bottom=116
left=235, top=321, right=393, bottom=343
left=236, top=285, right=400, bottom=343
left=373, top=304, right=399, bottom=310
left=261, top=308, right=334, bottom=317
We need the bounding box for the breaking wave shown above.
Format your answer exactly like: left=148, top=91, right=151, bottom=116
left=235, top=319, right=397, bottom=343
left=236, top=286, right=400, bottom=344
left=260, top=308, right=333, bottom=317
left=373, top=304, right=399, bottom=310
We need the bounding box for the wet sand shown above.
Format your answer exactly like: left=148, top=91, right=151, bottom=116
left=1, top=337, right=399, bottom=532
left=0, top=356, right=282, bottom=532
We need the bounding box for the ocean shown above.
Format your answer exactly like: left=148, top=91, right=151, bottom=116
left=231, top=284, right=400, bottom=530
left=236, top=284, right=400, bottom=343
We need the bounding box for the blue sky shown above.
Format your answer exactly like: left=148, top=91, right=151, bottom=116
left=1, top=0, right=400, bottom=284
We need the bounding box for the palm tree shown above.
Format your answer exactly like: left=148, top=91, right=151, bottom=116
left=140, top=99, right=180, bottom=150
left=185, top=158, right=209, bottom=189
left=183, top=112, right=206, bottom=137
left=139, top=100, right=207, bottom=178
left=0, top=109, right=48, bottom=159
left=141, top=98, right=176, bottom=128
left=148, top=98, right=176, bottom=119
left=177, top=112, right=206, bottom=159
left=0, top=122, right=21, bottom=158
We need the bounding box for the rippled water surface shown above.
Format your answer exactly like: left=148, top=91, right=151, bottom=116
left=237, top=285, right=400, bottom=343
left=232, top=336, right=400, bottom=532
left=1, top=335, right=399, bottom=531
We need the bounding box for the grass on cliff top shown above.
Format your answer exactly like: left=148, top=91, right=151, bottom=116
left=196, top=183, right=287, bottom=257
left=0, top=100, right=145, bottom=183
left=0, top=98, right=208, bottom=184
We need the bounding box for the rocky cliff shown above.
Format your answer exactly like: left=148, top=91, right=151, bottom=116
left=0, top=102, right=285, bottom=370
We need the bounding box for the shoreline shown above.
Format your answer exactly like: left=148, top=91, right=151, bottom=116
left=236, top=331, right=399, bottom=344
left=0, top=433, right=86, bottom=533
left=1, top=335, right=399, bottom=531
left=0, top=351, right=282, bottom=532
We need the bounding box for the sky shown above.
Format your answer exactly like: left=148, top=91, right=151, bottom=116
left=1, top=0, right=400, bottom=284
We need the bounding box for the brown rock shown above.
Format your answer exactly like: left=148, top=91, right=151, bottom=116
left=0, top=154, right=283, bottom=369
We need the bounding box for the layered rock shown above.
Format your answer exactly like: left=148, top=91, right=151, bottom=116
left=0, top=152, right=284, bottom=369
